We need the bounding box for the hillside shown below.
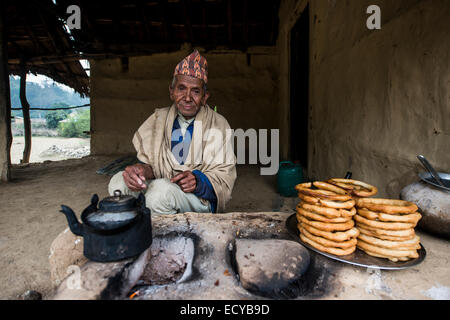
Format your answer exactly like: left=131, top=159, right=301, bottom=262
left=10, top=75, right=89, bottom=119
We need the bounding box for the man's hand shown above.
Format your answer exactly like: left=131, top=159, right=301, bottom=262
left=123, top=163, right=154, bottom=192
left=171, top=171, right=197, bottom=193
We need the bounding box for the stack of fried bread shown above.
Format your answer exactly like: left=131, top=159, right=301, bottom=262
left=354, top=198, right=422, bottom=262
left=295, top=181, right=360, bottom=256
left=296, top=179, right=379, bottom=257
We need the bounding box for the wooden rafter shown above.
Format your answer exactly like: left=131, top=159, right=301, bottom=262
left=243, top=0, right=248, bottom=47
left=226, top=0, right=232, bottom=44
left=137, top=1, right=151, bottom=42
left=181, top=0, right=194, bottom=43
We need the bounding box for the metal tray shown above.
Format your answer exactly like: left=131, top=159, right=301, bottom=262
left=419, top=171, right=450, bottom=192
left=286, top=214, right=426, bottom=270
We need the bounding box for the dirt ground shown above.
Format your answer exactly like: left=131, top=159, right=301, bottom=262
left=10, top=136, right=90, bottom=164
left=0, top=156, right=298, bottom=300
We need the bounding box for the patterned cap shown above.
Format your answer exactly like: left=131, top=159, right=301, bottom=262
left=173, top=50, right=208, bottom=84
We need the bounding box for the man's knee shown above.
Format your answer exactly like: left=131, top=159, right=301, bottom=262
left=108, top=171, right=142, bottom=197
left=108, top=171, right=127, bottom=196
left=145, top=178, right=181, bottom=214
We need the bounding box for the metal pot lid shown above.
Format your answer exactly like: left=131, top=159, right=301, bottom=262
left=98, top=190, right=137, bottom=212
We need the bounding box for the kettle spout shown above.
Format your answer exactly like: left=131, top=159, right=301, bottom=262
left=60, top=205, right=84, bottom=236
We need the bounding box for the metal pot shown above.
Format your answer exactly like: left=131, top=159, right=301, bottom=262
left=59, top=190, right=152, bottom=262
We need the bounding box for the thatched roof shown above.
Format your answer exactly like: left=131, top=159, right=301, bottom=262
left=54, top=0, right=280, bottom=55
left=6, top=0, right=90, bottom=96
left=5, top=0, right=281, bottom=97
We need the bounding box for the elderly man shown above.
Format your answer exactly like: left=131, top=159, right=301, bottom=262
left=48, top=51, right=236, bottom=284
left=108, top=50, right=237, bottom=214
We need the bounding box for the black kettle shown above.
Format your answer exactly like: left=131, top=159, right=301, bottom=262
left=60, top=190, right=152, bottom=262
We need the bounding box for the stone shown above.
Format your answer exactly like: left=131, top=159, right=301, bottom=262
left=22, top=290, right=42, bottom=300
left=401, top=181, right=450, bottom=239
left=49, top=227, right=88, bottom=286
left=234, top=238, right=310, bottom=298
left=53, top=248, right=150, bottom=300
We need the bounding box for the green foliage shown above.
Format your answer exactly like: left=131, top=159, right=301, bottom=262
left=9, top=76, right=89, bottom=119
left=45, top=110, right=70, bottom=129
left=57, top=109, right=90, bottom=138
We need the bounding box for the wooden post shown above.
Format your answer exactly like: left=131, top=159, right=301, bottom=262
left=19, top=61, right=31, bottom=164
left=0, top=2, right=11, bottom=181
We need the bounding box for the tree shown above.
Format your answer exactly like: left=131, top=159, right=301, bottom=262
left=45, top=110, right=69, bottom=129
left=58, top=108, right=90, bottom=138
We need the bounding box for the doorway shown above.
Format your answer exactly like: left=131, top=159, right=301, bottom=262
left=289, top=4, right=310, bottom=169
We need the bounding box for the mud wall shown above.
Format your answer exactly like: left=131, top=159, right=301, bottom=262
left=278, top=0, right=450, bottom=197
left=0, top=27, right=10, bottom=182
left=89, top=46, right=279, bottom=155
left=0, top=98, right=8, bottom=181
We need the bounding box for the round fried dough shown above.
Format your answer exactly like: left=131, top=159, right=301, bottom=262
left=356, top=223, right=415, bottom=237
left=319, top=198, right=355, bottom=209
left=298, top=193, right=320, bottom=204
left=354, top=214, right=415, bottom=230
left=299, top=223, right=360, bottom=242
left=298, top=215, right=355, bottom=232
left=299, top=225, right=357, bottom=249
left=299, top=202, right=356, bottom=219
left=357, top=208, right=422, bottom=224
left=313, top=181, right=349, bottom=195
left=297, top=206, right=352, bottom=223
left=299, top=202, right=341, bottom=218
left=359, top=249, right=413, bottom=262
left=300, top=233, right=356, bottom=256
left=327, top=179, right=378, bottom=197
left=297, top=186, right=352, bottom=201
left=357, top=240, right=419, bottom=259
left=357, top=225, right=415, bottom=241
left=356, top=198, right=418, bottom=214
left=357, top=233, right=420, bottom=250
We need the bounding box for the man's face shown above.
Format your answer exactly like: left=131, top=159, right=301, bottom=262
left=169, top=75, right=209, bottom=119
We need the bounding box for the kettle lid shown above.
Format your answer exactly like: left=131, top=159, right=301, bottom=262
left=98, top=190, right=136, bottom=212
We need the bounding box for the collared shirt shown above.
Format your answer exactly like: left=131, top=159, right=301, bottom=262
left=171, top=113, right=217, bottom=213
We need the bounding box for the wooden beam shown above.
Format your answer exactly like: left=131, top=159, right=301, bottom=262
left=226, top=0, right=232, bottom=44
left=21, top=16, right=47, bottom=55
left=181, top=0, right=194, bottom=43
left=243, top=0, right=248, bottom=47
left=137, top=1, right=151, bottom=42
left=201, top=0, right=207, bottom=43
left=19, top=61, right=31, bottom=164
left=0, top=2, right=11, bottom=181
left=158, top=0, right=170, bottom=43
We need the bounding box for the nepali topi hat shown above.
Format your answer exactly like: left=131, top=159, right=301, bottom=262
left=173, top=50, right=208, bottom=84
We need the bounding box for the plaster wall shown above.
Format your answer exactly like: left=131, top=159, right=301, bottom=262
left=278, top=0, right=450, bottom=197
left=90, top=47, right=279, bottom=155
left=0, top=37, right=10, bottom=182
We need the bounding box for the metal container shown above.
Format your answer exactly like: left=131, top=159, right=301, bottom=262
left=277, top=161, right=304, bottom=197
left=59, top=191, right=152, bottom=262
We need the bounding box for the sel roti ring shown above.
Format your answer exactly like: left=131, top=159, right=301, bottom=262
left=356, top=198, right=418, bottom=214
left=327, top=179, right=378, bottom=197
left=296, top=183, right=353, bottom=201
